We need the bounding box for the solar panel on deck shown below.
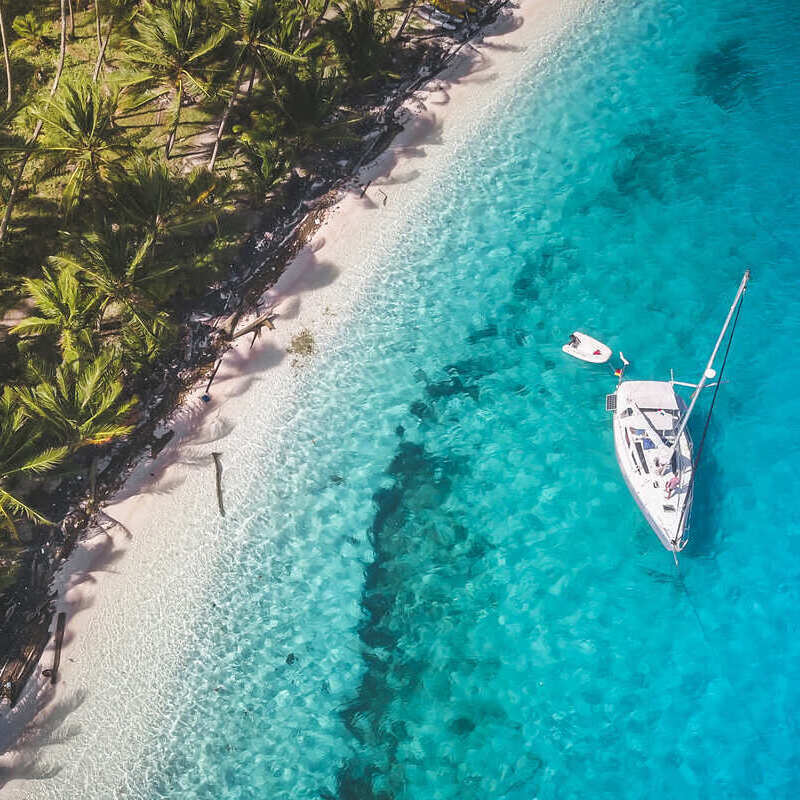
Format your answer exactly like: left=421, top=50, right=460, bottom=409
left=606, top=394, right=617, bottom=411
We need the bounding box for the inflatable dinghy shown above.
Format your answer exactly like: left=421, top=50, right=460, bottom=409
left=562, top=331, right=612, bottom=364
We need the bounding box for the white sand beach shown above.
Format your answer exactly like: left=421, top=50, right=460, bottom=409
left=0, top=1, right=594, bottom=795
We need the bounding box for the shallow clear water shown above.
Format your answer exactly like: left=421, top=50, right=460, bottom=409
left=85, top=0, right=800, bottom=797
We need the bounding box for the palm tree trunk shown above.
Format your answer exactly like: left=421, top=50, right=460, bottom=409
left=246, top=65, right=256, bottom=99
left=0, top=0, right=68, bottom=243
left=164, top=80, right=183, bottom=158
left=208, top=61, right=247, bottom=173
left=94, top=0, right=102, bottom=53
left=67, top=0, right=75, bottom=40
left=92, top=13, right=113, bottom=82
left=394, top=0, right=418, bottom=41
left=0, top=3, right=11, bottom=109
left=296, top=0, right=309, bottom=42
left=302, top=0, right=330, bottom=42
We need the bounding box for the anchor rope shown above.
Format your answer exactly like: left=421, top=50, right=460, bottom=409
left=672, top=556, right=766, bottom=749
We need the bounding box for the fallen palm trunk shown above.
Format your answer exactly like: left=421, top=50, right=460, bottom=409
left=211, top=452, right=225, bottom=517
left=232, top=310, right=276, bottom=340
left=49, top=611, right=66, bottom=685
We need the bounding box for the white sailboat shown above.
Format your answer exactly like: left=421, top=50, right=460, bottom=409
left=608, top=270, right=750, bottom=552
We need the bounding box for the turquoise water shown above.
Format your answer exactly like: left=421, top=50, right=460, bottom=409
left=123, top=0, right=800, bottom=797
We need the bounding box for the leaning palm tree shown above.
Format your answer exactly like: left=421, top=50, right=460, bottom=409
left=124, top=0, right=229, bottom=157
left=15, top=351, right=137, bottom=452
left=208, top=0, right=311, bottom=171
left=0, top=388, right=67, bottom=536
left=32, top=80, right=128, bottom=216
left=9, top=264, right=101, bottom=363
left=92, top=0, right=138, bottom=82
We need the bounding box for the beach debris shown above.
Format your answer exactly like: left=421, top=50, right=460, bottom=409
left=211, top=452, right=225, bottom=517
left=231, top=310, right=276, bottom=341
left=150, top=429, right=175, bottom=459
left=47, top=612, right=66, bottom=686
left=0, top=606, right=52, bottom=707
left=288, top=329, right=315, bottom=359
left=202, top=357, right=226, bottom=402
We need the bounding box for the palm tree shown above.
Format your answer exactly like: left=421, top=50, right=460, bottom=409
left=9, top=11, right=50, bottom=52
left=110, top=154, right=189, bottom=242
left=32, top=80, right=128, bottom=216
left=0, top=388, right=67, bottom=536
left=124, top=0, right=229, bottom=158
left=15, top=350, right=137, bottom=452
left=119, top=311, right=174, bottom=371
left=0, top=0, right=68, bottom=243
left=52, top=227, right=174, bottom=347
left=236, top=133, right=289, bottom=199
left=327, top=0, right=396, bottom=86
left=208, top=0, right=274, bottom=172
left=208, top=0, right=311, bottom=171
left=254, top=63, right=357, bottom=156
left=9, top=264, right=101, bottom=363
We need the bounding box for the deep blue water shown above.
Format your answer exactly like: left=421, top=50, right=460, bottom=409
left=114, top=0, right=800, bottom=797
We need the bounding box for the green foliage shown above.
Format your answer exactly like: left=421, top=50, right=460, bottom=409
left=327, top=0, right=396, bottom=84
left=0, top=0, right=466, bottom=532
left=52, top=226, right=175, bottom=346
left=15, top=350, right=137, bottom=450
left=33, top=80, right=129, bottom=215
left=236, top=132, right=290, bottom=198
left=0, top=388, right=67, bottom=536
left=255, top=65, right=358, bottom=157
left=124, top=0, right=230, bottom=156
left=10, top=12, right=51, bottom=53
left=10, top=264, right=100, bottom=363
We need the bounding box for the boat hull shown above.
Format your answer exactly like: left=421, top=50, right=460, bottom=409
left=613, top=439, right=693, bottom=551
left=611, top=381, right=693, bottom=551
left=562, top=331, right=612, bottom=364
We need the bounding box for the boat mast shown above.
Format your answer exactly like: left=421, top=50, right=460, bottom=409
left=669, top=269, right=750, bottom=457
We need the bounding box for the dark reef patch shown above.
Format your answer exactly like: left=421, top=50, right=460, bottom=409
left=467, top=323, right=499, bottom=344
left=695, top=38, right=755, bottom=110
left=613, top=120, right=700, bottom=202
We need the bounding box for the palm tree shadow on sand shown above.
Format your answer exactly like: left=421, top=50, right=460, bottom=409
left=0, top=688, right=89, bottom=791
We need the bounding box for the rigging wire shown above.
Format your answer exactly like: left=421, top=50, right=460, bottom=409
left=676, top=283, right=747, bottom=540
left=671, top=280, right=766, bottom=748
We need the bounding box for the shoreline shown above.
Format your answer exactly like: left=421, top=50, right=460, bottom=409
left=0, top=0, right=595, bottom=794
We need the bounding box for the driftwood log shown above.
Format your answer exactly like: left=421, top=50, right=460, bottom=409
left=211, top=452, right=225, bottom=517
left=232, top=311, right=276, bottom=340
left=50, top=611, right=66, bottom=685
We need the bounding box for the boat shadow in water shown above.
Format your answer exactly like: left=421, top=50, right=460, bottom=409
left=682, top=444, right=725, bottom=559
